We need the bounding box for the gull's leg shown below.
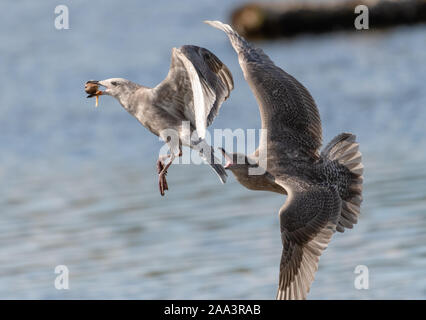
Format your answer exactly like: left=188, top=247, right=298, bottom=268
left=157, top=154, right=170, bottom=195
left=157, top=154, right=170, bottom=174
left=158, top=150, right=182, bottom=196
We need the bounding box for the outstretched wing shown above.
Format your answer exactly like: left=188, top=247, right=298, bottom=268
left=154, top=45, right=233, bottom=139
left=205, top=20, right=322, bottom=161
left=276, top=180, right=341, bottom=300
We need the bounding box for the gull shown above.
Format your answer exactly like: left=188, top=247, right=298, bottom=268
left=206, top=20, right=363, bottom=300
left=87, top=45, right=233, bottom=196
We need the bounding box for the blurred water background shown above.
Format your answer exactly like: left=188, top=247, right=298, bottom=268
left=0, top=0, right=425, bottom=299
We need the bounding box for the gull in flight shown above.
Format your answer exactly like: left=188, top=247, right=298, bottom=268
left=206, top=20, right=363, bottom=300
left=86, top=45, right=233, bottom=195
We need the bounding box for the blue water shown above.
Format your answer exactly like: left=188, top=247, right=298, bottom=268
left=0, top=0, right=425, bottom=299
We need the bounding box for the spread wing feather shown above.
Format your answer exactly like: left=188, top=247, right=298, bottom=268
left=205, top=20, right=322, bottom=160
left=154, top=45, right=233, bottom=139
left=276, top=181, right=341, bottom=299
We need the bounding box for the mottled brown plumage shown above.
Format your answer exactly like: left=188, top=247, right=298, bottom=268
left=208, top=20, right=363, bottom=300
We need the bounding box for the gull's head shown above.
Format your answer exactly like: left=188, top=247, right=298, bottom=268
left=219, top=148, right=257, bottom=174
left=219, top=147, right=279, bottom=193
left=86, top=78, right=138, bottom=99
left=86, top=78, right=142, bottom=110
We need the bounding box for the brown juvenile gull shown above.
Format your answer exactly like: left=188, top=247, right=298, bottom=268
left=206, top=20, right=363, bottom=300
left=86, top=45, right=233, bottom=196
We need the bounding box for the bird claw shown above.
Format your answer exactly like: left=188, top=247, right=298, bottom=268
left=157, top=159, right=164, bottom=174
left=158, top=172, right=169, bottom=196
left=157, top=160, right=169, bottom=196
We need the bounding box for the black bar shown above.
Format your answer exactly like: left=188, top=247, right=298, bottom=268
left=0, top=300, right=423, bottom=318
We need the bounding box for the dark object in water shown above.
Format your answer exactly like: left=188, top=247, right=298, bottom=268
left=231, top=0, right=426, bottom=39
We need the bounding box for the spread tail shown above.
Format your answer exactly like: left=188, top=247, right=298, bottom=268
left=321, top=133, right=363, bottom=233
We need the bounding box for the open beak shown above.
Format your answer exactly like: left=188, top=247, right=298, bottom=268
left=219, top=147, right=233, bottom=169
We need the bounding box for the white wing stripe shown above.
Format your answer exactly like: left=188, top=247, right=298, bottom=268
left=177, top=50, right=210, bottom=139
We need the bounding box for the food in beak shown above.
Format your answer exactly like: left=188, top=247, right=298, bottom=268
left=85, top=82, right=103, bottom=107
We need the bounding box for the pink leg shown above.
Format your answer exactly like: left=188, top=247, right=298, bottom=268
left=157, top=155, right=169, bottom=196
left=157, top=151, right=182, bottom=196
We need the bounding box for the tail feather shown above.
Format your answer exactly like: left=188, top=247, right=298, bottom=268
left=322, top=133, right=363, bottom=233
left=194, top=139, right=227, bottom=184
left=209, top=162, right=228, bottom=184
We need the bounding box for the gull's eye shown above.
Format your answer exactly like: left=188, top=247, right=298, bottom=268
left=111, top=81, right=118, bottom=86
